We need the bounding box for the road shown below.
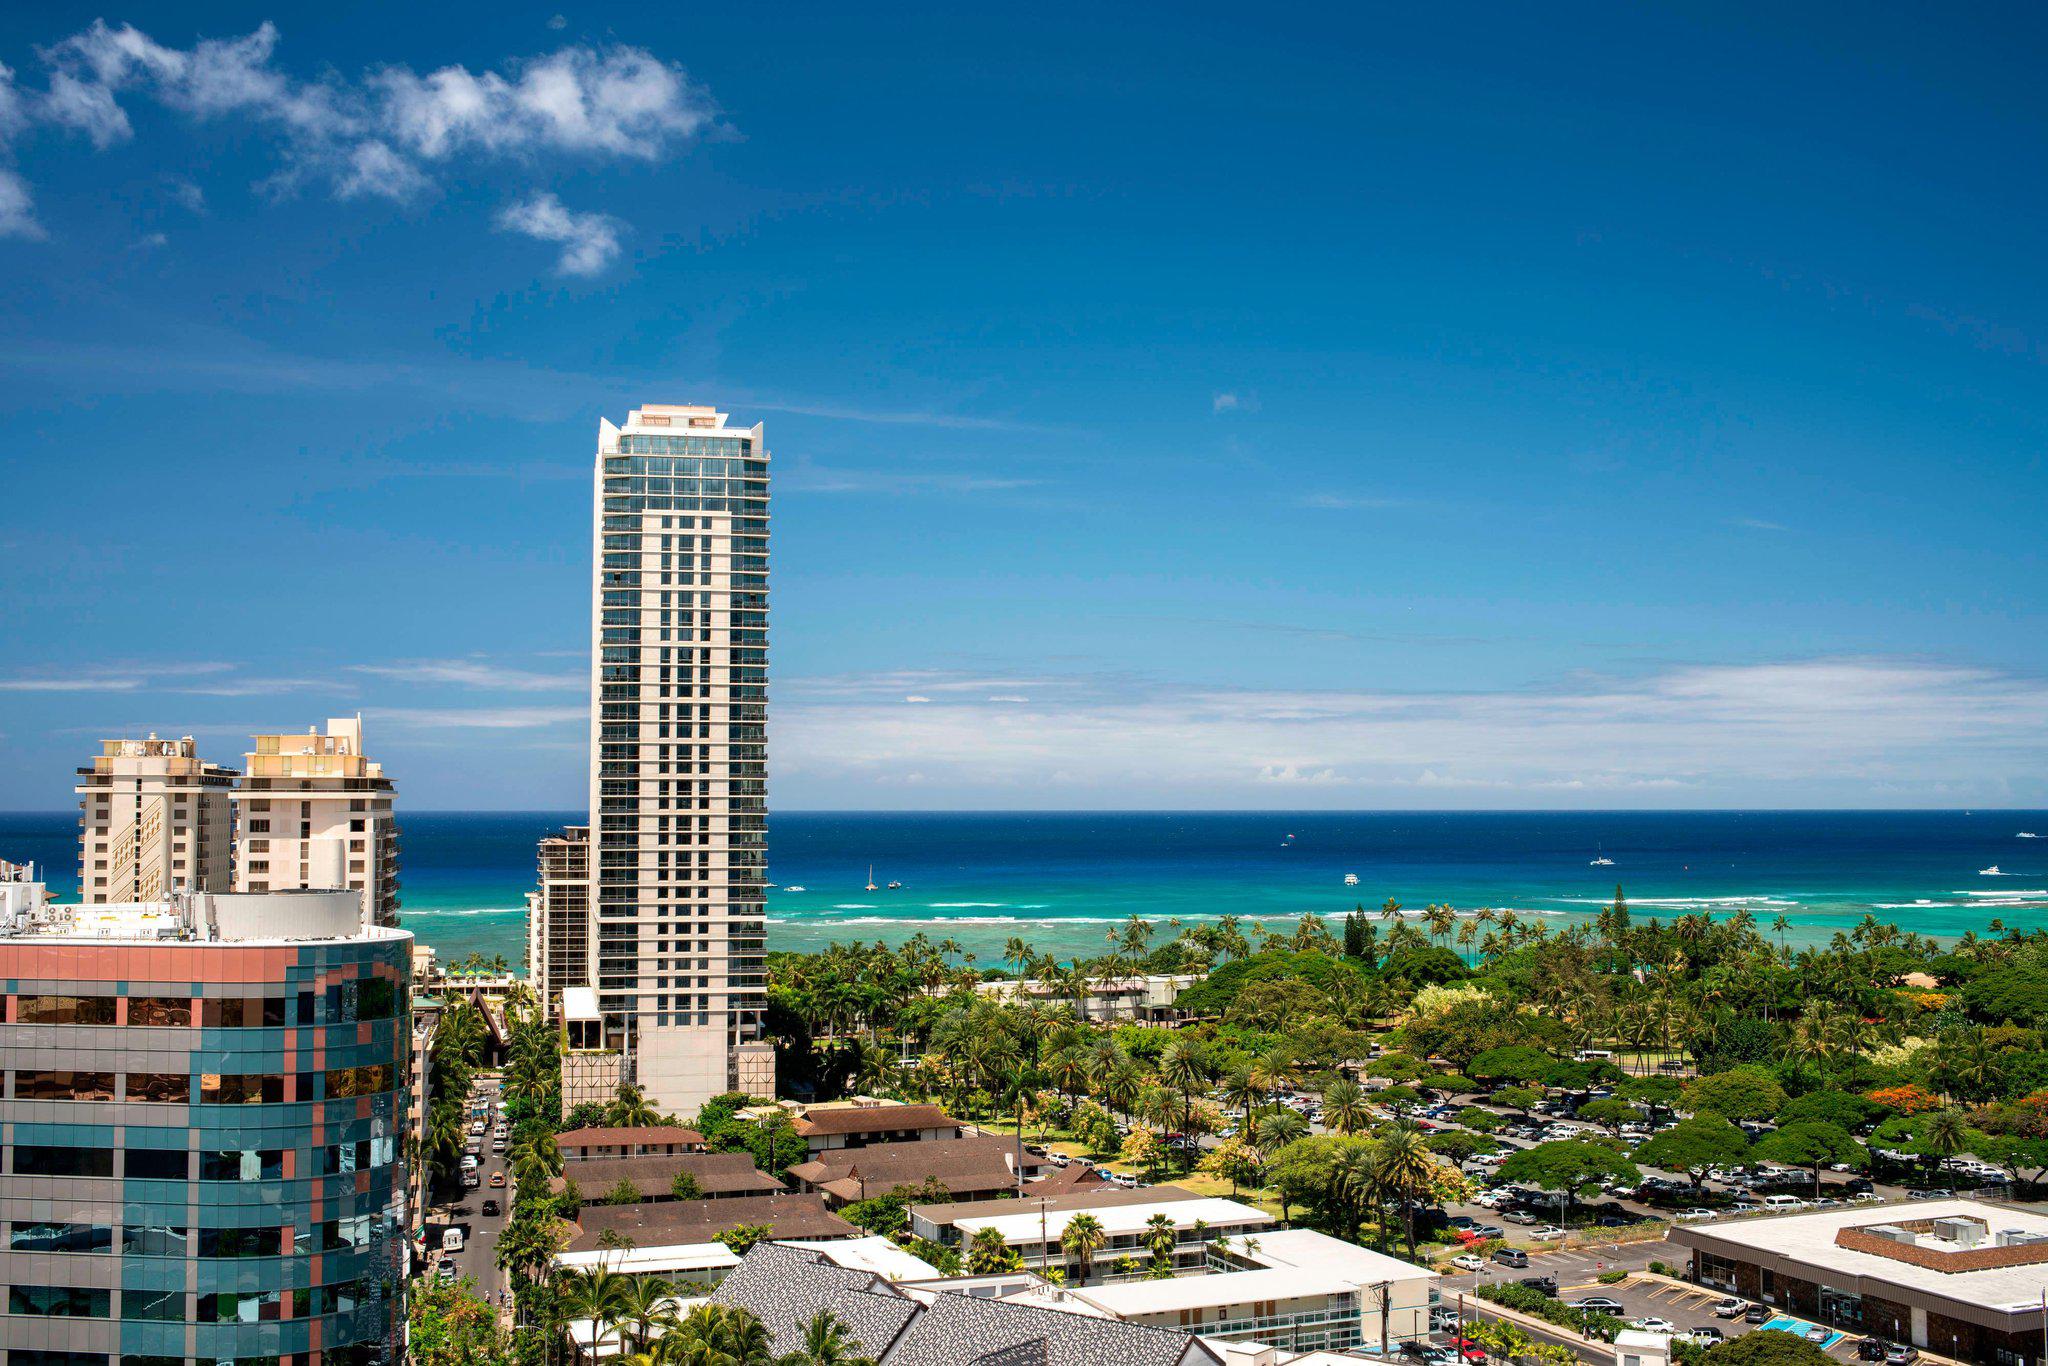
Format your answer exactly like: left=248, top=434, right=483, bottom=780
left=421, top=1075, right=513, bottom=1308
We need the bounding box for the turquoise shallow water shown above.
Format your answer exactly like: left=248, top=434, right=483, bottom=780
left=5, top=809, right=2044, bottom=970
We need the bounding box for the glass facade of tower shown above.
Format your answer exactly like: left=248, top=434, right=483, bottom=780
left=0, top=928, right=411, bottom=1366
left=595, top=427, right=769, bottom=1058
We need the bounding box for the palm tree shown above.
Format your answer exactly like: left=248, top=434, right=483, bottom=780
left=614, top=1274, right=679, bottom=1355
left=557, top=1267, right=633, bottom=1363
left=607, top=1082, right=662, bottom=1128
left=1061, top=1213, right=1107, bottom=1284
left=1220, top=1066, right=1259, bottom=1134
left=1157, top=1038, right=1210, bottom=1156
left=657, top=1303, right=776, bottom=1364
left=1373, top=1120, right=1439, bottom=1258
left=1144, top=1212, right=1178, bottom=1275
left=1322, top=1078, right=1370, bottom=1136
left=782, top=1309, right=876, bottom=1366
left=967, top=1225, right=1020, bottom=1274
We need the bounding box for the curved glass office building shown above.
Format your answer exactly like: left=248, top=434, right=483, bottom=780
left=0, top=881, right=410, bottom=1366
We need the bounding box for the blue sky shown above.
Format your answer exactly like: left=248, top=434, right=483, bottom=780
left=0, top=2, right=2044, bottom=810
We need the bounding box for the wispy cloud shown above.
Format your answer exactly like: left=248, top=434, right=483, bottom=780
left=494, top=191, right=623, bottom=276
left=772, top=658, right=2048, bottom=807
left=1301, top=492, right=1407, bottom=511
left=353, top=659, right=583, bottom=692
left=374, top=705, right=585, bottom=729
left=0, top=662, right=320, bottom=696
left=778, top=463, right=1039, bottom=495
left=1212, top=392, right=1240, bottom=413
left=1730, top=517, right=1790, bottom=532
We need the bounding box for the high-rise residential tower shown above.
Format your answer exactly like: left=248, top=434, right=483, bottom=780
left=232, top=717, right=401, bottom=927
left=527, top=823, right=591, bottom=1007
left=75, top=734, right=237, bottom=902
left=588, top=403, right=774, bottom=1114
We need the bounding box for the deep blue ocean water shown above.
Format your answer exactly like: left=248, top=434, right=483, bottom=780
left=4, top=809, right=2044, bottom=970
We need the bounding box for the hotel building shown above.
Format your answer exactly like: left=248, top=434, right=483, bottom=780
left=579, top=404, right=775, bottom=1115
left=75, top=737, right=236, bottom=903
left=0, top=877, right=412, bottom=1366
left=232, top=719, right=400, bottom=928
left=526, top=825, right=591, bottom=1010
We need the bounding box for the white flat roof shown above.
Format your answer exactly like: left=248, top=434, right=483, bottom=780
left=1678, top=1199, right=2048, bottom=1311
left=951, top=1196, right=1273, bottom=1243
left=561, top=986, right=601, bottom=1022
left=780, top=1235, right=939, bottom=1281
left=555, top=1241, right=739, bottom=1276
left=1233, top=1228, right=1437, bottom=1285
left=1072, top=1266, right=1361, bottom=1315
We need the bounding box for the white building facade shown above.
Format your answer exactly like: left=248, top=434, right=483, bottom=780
left=589, top=404, right=775, bottom=1115
left=74, top=734, right=236, bottom=902
left=232, top=717, right=400, bottom=927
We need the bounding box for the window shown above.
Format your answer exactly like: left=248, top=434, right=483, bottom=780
left=198, top=1288, right=281, bottom=1323
left=199, top=1226, right=277, bottom=1258
left=202, top=997, right=288, bottom=1028
left=201, top=1149, right=283, bottom=1181
left=325, top=1063, right=393, bottom=1098
left=200, top=1072, right=285, bottom=1104
left=9, top=1222, right=113, bottom=1253
left=10, top=1285, right=111, bottom=1317
left=127, top=995, right=191, bottom=1027
left=125, top=1149, right=189, bottom=1180
left=14, top=1146, right=114, bottom=1177
left=13, top=1070, right=116, bottom=1100
left=121, top=1225, right=189, bottom=1256
left=122, top=1288, right=185, bottom=1321
left=126, top=1072, right=190, bottom=1103
left=16, top=994, right=116, bottom=1024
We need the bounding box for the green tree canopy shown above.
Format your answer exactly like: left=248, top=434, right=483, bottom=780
left=1634, top=1115, right=1752, bottom=1190
left=1495, top=1140, right=1639, bottom=1221
left=1469, top=1045, right=1557, bottom=1085
left=1755, top=1121, right=1866, bottom=1196
left=1682, top=1066, right=1786, bottom=1123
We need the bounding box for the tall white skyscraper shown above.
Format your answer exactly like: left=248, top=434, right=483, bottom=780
left=588, top=403, right=774, bottom=1114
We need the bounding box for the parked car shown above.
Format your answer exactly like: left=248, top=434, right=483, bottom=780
left=1492, top=1248, right=1529, bottom=1268
left=1502, top=1210, right=1539, bottom=1225
left=488, top=1172, right=505, bottom=1188
left=1518, top=1276, right=1558, bottom=1296
left=1629, top=1317, right=1677, bottom=1333
left=1710, top=1297, right=1747, bottom=1318
left=1569, top=1297, right=1626, bottom=1314
left=1744, top=1304, right=1771, bottom=1324
left=1451, top=1254, right=1486, bottom=1272
left=1804, top=1325, right=1832, bottom=1344
left=1473, top=1224, right=1505, bottom=1239
left=1678, top=1207, right=1720, bottom=1221
left=1530, top=1225, right=1566, bottom=1240
left=436, top=1260, right=459, bottom=1280
left=1883, top=1346, right=1919, bottom=1364
left=1678, top=1329, right=1725, bottom=1346
left=1856, top=1342, right=1889, bottom=1363
left=463, top=1172, right=480, bottom=1190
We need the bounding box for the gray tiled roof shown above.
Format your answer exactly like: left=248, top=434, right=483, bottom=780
left=709, top=1241, right=920, bottom=1359
left=708, top=1244, right=1221, bottom=1366
left=888, top=1287, right=1220, bottom=1366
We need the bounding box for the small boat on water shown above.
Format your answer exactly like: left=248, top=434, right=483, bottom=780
left=887, top=881, right=903, bottom=890
left=1981, top=866, right=2005, bottom=876
left=1343, top=873, right=1359, bottom=886
left=2020, top=832, right=2041, bottom=839
left=785, top=885, right=807, bottom=893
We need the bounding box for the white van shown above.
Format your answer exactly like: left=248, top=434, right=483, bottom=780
left=1761, top=1195, right=1805, bottom=1211
left=441, top=1228, right=465, bottom=1253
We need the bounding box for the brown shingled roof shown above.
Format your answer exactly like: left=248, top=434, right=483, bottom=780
left=791, top=1104, right=960, bottom=1137
left=788, top=1136, right=1040, bottom=1202
left=567, top=1193, right=856, bottom=1251
left=548, top=1151, right=782, bottom=1200
left=557, top=1124, right=704, bottom=1150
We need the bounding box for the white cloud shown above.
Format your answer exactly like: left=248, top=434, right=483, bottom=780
left=165, top=175, right=204, bottom=212
left=335, top=139, right=429, bottom=201
left=0, top=169, right=42, bottom=240
left=1212, top=392, right=1239, bottom=413
left=772, top=658, right=2048, bottom=807
left=1302, top=492, right=1406, bottom=511
left=375, top=705, right=585, bottom=729
left=986, top=695, right=1030, bottom=703
left=11, top=21, right=718, bottom=258
left=353, top=660, right=582, bottom=692
left=494, top=191, right=622, bottom=275
left=129, top=230, right=167, bottom=250
left=903, top=695, right=932, bottom=704
left=1731, top=517, right=1790, bottom=532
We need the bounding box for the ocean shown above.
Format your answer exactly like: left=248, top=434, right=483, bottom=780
left=4, top=809, right=2045, bottom=971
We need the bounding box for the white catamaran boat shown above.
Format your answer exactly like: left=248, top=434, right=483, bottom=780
left=1589, top=846, right=1615, bottom=867
left=1344, top=873, right=1359, bottom=886
left=784, top=885, right=807, bottom=893
left=864, top=866, right=879, bottom=892
left=1980, top=865, right=2004, bottom=876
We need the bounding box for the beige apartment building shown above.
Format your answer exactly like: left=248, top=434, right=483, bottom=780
left=578, top=402, right=775, bottom=1115
left=232, top=716, right=400, bottom=926
left=527, top=823, right=592, bottom=1007
left=74, top=734, right=236, bottom=902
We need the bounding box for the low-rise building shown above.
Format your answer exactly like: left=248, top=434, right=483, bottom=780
left=911, top=1183, right=1208, bottom=1247
left=788, top=1100, right=965, bottom=1154
left=787, top=1135, right=1047, bottom=1207
left=1670, top=1199, right=2048, bottom=1364
left=947, top=1195, right=1276, bottom=1282
left=976, top=972, right=1204, bottom=1022
left=565, top=1192, right=858, bottom=1253
left=551, top=1151, right=783, bottom=1203
left=559, top=1124, right=707, bottom=1162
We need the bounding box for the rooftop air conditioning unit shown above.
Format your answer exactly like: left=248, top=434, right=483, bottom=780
left=1865, top=1225, right=1916, bottom=1245
left=1933, top=1218, right=1984, bottom=1247
left=1997, top=1230, right=2047, bottom=1248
